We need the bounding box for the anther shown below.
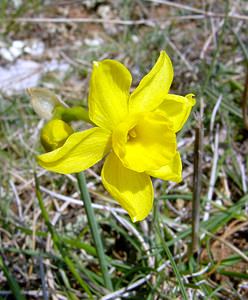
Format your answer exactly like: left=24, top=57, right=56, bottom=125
left=128, top=128, right=137, bottom=139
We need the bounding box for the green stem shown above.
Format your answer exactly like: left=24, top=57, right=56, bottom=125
left=53, top=106, right=92, bottom=124
left=156, top=225, right=188, bottom=300
left=35, top=174, right=92, bottom=298
left=76, top=172, right=113, bottom=291
left=0, top=255, right=26, bottom=300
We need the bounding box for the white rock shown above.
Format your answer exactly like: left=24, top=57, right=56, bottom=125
left=24, top=40, right=45, bottom=56
left=0, top=59, right=69, bottom=95
left=0, top=48, right=14, bottom=61
left=12, top=40, right=25, bottom=49
left=84, top=37, right=104, bottom=47
left=0, top=40, right=24, bottom=61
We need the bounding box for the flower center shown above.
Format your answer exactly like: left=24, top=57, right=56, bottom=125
left=112, top=112, right=177, bottom=172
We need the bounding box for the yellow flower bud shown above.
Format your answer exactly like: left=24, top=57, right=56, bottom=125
left=40, top=119, right=73, bottom=152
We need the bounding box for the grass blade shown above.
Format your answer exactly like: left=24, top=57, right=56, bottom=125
left=0, top=255, right=26, bottom=300
left=34, top=173, right=93, bottom=299
left=156, top=225, right=188, bottom=300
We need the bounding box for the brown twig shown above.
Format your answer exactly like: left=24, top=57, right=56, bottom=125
left=148, top=0, right=248, bottom=21
left=242, top=66, right=248, bottom=130
left=191, top=113, right=203, bottom=255
left=5, top=11, right=248, bottom=27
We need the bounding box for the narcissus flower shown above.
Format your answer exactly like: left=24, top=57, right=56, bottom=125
left=37, top=51, right=195, bottom=222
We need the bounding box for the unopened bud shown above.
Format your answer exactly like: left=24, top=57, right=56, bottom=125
left=40, top=119, right=73, bottom=152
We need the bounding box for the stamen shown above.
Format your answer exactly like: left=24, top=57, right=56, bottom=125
left=128, top=128, right=137, bottom=139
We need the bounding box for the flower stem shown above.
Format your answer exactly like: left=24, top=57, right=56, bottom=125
left=76, top=172, right=113, bottom=291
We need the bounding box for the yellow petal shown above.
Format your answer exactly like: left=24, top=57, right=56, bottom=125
left=147, top=152, right=182, bottom=183
left=101, top=152, right=154, bottom=222
left=156, top=93, right=195, bottom=132
left=112, top=112, right=177, bottom=172
left=129, top=51, right=173, bottom=114
left=37, top=127, right=111, bottom=174
left=88, top=60, right=132, bottom=130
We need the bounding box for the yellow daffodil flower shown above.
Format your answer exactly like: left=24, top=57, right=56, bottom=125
left=37, top=51, right=195, bottom=222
